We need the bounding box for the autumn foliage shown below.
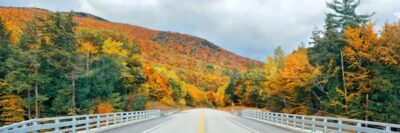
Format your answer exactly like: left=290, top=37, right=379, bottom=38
left=0, top=94, right=24, bottom=125
left=0, top=2, right=400, bottom=126
left=265, top=49, right=319, bottom=114
left=97, top=102, right=114, bottom=114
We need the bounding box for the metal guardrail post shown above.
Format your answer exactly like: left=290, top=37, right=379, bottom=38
left=268, top=112, right=271, bottom=122
left=257, top=111, right=259, bottom=119
left=262, top=112, right=266, bottom=121
left=255, top=111, right=258, bottom=119
left=134, top=112, right=137, bottom=121
left=356, top=122, right=361, bottom=133
left=119, top=113, right=122, bottom=124
left=72, top=116, right=76, bottom=133
left=106, top=114, right=110, bottom=126
left=311, top=117, right=316, bottom=132
left=86, top=116, right=90, bottom=130
left=126, top=112, right=129, bottom=122
left=129, top=112, right=132, bottom=121
left=97, top=115, right=100, bottom=128
left=125, top=112, right=128, bottom=122
left=338, top=119, right=342, bottom=132
left=113, top=113, right=117, bottom=125
left=33, top=120, right=38, bottom=133
left=301, top=116, right=305, bottom=130
left=292, top=115, right=296, bottom=127
left=323, top=118, right=327, bottom=133
left=386, top=125, right=391, bottom=131
left=55, top=119, right=60, bottom=132
left=285, top=114, right=289, bottom=125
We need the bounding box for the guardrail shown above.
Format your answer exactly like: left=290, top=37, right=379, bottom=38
left=240, top=109, right=400, bottom=133
left=0, top=110, right=161, bottom=133
left=162, top=110, right=179, bottom=116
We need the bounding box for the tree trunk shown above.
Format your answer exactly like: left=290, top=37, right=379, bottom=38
left=71, top=75, right=76, bottom=115
left=34, top=67, right=39, bottom=118
left=283, top=99, right=287, bottom=107
left=34, top=82, right=39, bottom=118
left=27, top=88, right=31, bottom=119
left=33, top=8, right=39, bottom=119
left=340, top=51, right=348, bottom=112
left=365, top=94, right=369, bottom=121
left=86, top=52, right=90, bottom=74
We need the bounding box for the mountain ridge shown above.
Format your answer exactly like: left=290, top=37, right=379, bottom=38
left=0, top=7, right=262, bottom=68
left=0, top=7, right=263, bottom=93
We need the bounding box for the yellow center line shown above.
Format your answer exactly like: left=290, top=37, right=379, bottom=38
left=198, top=110, right=205, bottom=133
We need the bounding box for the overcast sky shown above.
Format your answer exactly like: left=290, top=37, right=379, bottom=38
left=1, top=0, right=399, bottom=61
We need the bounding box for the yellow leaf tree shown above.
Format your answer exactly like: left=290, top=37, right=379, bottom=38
left=0, top=94, right=25, bottom=125
left=266, top=48, right=319, bottom=114
left=102, top=38, right=128, bottom=58
left=341, top=23, right=377, bottom=119
left=77, top=41, right=99, bottom=74
left=375, top=22, right=400, bottom=69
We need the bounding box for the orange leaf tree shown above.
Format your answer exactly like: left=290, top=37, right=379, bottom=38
left=97, top=102, right=114, bottom=114
left=266, top=48, right=320, bottom=114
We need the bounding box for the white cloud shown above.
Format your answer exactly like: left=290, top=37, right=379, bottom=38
left=1, top=0, right=399, bottom=61
left=395, top=12, right=400, bottom=20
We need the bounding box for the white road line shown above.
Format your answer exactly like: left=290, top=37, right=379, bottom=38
left=142, top=118, right=174, bottom=133
left=229, top=117, right=260, bottom=133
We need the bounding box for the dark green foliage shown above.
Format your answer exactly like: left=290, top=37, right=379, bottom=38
left=184, top=93, right=195, bottom=107
left=224, top=82, right=236, bottom=103
left=307, top=0, right=373, bottom=116
left=367, top=64, right=400, bottom=123
left=39, top=12, right=81, bottom=115
left=224, top=69, right=241, bottom=104
left=133, top=95, right=146, bottom=111
left=0, top=18, right=10, bottom=80
left=168, top=78, right=182, bottom=101
left=111, top=93, right=125, bottom=112
left=304, top=0, right=400, bottom=124
left=326, top=0, right=374, bottom=29
left=153, top=31, right=169, bottom=44
left=0, top=11, right=147, bottom=121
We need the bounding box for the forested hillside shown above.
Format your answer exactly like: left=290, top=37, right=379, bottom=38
left=0, top=0, right=399, bottom=126
left=0, top=7, right=264, bottom=125
left=263, top=0, right=400, bottom=124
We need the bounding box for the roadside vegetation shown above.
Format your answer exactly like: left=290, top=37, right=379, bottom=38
left=0, top=0, right=399, bottom=126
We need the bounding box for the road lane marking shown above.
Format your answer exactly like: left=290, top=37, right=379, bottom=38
left=142, top=118, right=174, bottom=133
left=229, top=118, right=260, bottom=133
left=198, top=110, right=205, bottom=133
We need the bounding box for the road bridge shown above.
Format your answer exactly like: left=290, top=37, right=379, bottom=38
left=1, top=108, right=399, bottom=133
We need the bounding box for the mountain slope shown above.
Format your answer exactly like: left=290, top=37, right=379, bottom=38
left=0, top=7, right=263, bottom=106
left=0, top=7, right=261, bottom=70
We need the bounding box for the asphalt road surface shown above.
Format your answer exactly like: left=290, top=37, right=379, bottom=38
left=101, top=108, right=294, bottom=133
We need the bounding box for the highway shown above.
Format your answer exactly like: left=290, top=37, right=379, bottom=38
left=101, top=108, right=294, bottom=133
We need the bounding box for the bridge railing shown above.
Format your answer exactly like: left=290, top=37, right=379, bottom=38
left=0, top=110, right=161, bottom=133
left=162, top=110, right=179, bottom=116
left=240, top=109, right=400, bottom=133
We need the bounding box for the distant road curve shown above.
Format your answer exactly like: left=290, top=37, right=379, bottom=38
left=101, top=108, right=294, bottom=133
